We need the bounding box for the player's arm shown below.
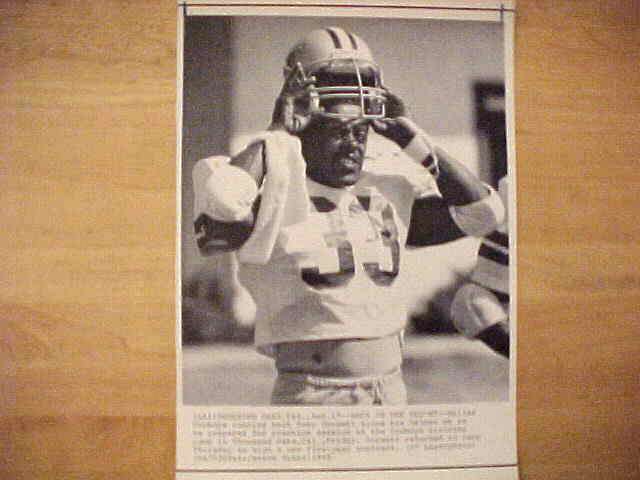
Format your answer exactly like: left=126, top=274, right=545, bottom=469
left=406, top=146, right=491, bottom=246
left=193, top=69, right=317, bottom=256
left=192, top=142, right=265, bottom=256
left=371, top=90, right=504, bottom=246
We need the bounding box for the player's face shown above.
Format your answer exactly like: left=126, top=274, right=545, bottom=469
left=299, top=103, right=370, bottom=188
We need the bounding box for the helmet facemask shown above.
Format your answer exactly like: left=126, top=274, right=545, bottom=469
left=310, top=58, right=386, bottom=119
left=284, top=58, right=386, bottom=122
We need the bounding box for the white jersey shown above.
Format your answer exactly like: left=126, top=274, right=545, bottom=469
left=238, top=165, right=430, bottom=357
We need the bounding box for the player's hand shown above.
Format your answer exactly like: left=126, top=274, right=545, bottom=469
left=381, top=87, right=407, bottom=118
left=370, top=88, right=420, bottom=148
left=270, top=62, right=316, bottom=133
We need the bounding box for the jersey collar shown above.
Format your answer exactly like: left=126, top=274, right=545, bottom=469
left=305, top=177, right=357, bottom=210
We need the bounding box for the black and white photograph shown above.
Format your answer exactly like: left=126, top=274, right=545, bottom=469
left=176, top=1, right=517, bottom=477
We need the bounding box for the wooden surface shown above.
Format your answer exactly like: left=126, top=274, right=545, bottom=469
left=1, top=1, right=639, bottom=479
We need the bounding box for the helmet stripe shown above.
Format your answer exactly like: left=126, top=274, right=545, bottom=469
left=347, top=32, right=358, bottom=50
left=324, top=28, right=341, bottom=48
left=333, top=27, right=355, bottom=52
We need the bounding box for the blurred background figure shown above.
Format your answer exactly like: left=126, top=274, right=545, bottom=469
left=182, top=253, right=255, bottom=343
left=451, top=176, right=510, bottom=357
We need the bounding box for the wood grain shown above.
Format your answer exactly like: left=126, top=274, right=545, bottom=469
left=1, top=1, right=177, bottom=478
left=515, top=1, right=640, bottom=479
left=1, top=1, right=639, bottom=479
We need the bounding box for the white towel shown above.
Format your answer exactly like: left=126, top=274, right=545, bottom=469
left=237, top=130, right=309, bottom=264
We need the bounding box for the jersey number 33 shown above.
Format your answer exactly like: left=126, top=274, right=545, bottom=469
left=285, top=195, right=401, bottom=289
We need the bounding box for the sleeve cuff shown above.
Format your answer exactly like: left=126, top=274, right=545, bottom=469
left=448, top=184, right=506, bottom=237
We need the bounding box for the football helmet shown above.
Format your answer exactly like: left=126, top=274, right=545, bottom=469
left=282, top=27, right=386, bottom=122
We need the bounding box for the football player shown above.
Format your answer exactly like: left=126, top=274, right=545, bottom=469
left=451, top=176, right=510, bottom=358
left=193, top=27, right=505, bottom=405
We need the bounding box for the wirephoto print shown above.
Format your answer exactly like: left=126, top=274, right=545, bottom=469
left=177, top=2, right=517, bottom=479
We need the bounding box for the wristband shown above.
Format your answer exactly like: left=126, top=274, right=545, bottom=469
left=403, top=134, right=440, bottom=178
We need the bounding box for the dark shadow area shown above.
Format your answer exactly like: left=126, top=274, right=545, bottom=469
left=474, top=82, right=506, bottom=188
